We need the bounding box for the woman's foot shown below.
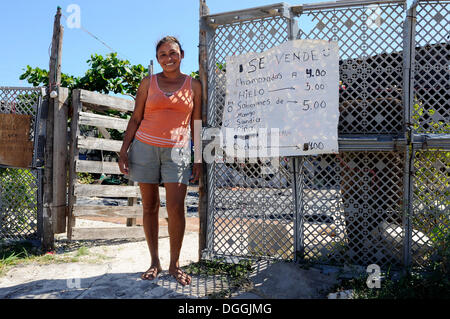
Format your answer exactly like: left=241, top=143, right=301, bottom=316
left=141, top=265, right=162, bottom=280
left=169, top=267, right=191, bottom=286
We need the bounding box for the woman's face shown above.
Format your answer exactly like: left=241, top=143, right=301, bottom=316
left=157, top=42, right=183, bottom=73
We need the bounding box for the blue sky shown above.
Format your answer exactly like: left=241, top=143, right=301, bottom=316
left=1, top=0, right=414, bottom=88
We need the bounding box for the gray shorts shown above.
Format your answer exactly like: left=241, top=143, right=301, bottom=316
left=128, top=139, right=191, bottom=185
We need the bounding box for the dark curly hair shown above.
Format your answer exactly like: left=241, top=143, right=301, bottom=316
left=156, top=36, right=184, bottom=58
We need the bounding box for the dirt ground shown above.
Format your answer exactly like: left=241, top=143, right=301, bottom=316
left=0, top=218, right=206, bottom=299
left=0, top=217, right=342, bottom=299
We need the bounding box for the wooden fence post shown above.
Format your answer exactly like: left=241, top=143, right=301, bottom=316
left=67, top=89, right=82, bottom=240
left=53, top=87, right=68, bottom=234
left=42, top=7, right=64, bottom=250
left=198, top=0, right=210, bottom=260
left=42, top=94, right=54, bottom=251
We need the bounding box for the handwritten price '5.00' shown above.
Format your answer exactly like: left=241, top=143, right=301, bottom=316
left=302, top=100, right=327, bottom=111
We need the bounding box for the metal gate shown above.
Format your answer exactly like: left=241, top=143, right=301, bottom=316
left=0, top=87, right=47, bottom=242
left=201, top=0, right=449, bottom=269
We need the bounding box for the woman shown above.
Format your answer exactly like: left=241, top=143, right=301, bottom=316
left=118, top=36, right=202, bottom=286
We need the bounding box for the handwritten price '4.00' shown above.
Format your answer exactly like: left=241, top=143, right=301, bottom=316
left=303, top=141, right=325, bottom=151
left=305, top=68, right=327, bottom=78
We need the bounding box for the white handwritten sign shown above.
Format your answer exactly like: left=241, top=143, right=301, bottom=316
left=221, top=39, right=340, bottom=157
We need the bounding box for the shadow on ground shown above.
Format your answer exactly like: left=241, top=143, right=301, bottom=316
left=0, top=270, right=235, bottom=299
left=0, top=259, right=340, bottom=299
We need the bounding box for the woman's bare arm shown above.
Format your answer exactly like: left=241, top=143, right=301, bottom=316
left=118, top=76, right=150, bottom=174
left=190, top=78, right=203, bottom=182
left=191, top=78, right=202, bottom=161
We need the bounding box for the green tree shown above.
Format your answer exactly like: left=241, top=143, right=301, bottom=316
left=20, top=53, right=148, bottom=98
left=20, top=52, right=201, bottom=98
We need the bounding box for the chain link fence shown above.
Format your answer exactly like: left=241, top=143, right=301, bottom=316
left=411, top=0, right=449, bottom=134
left=408, top=0, right=449, bottom=268
left=0, top=87, right=45, bottom=241
left=202, top=0, right=449, bottom=270
left=297, top=1, right=406, bottom=135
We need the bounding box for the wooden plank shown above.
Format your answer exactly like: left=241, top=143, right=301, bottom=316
left=74, top=184, right=141, bottom=197
left=68, top=90, right=82, bottom=240
left=52, top=87, right=69, bottom=234
left=43, top=7, right=64, bottom=250
left=78, top=111, right=129, bottom=131
left=73, top=205, right=168, bottom=219
left=73, top=184, right=182, bottom=199
left=71, top=226, right=141, bottom=240
left=71, top=226, right=169, bottom=240
left=42, top=95, right=54, bottom=249
left=76, top=159, right=121, bottom=175
left=127, top=179, right=138, bottom=226
left=73, top=205, right=141, bottom=217
left=77, top=136, right=123, bottom=152
left=79, top=89, right=135, bottom=112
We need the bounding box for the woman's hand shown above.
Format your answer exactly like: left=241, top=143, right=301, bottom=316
left=118, top=151, right=129, bottom=175
left=190, top=163, right=202, bottom=183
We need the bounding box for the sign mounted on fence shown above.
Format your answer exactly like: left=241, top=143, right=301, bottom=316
left=222, top=39, right=340, bottom=157
left=0, top=114, right=33, bottom=168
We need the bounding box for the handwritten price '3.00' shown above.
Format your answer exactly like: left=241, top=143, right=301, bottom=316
left=305, top=82, right=326, bottom=91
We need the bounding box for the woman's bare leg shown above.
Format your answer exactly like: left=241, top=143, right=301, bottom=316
left=164, top=182, right=191, bottom=285
left=139, top=183, right=162, bottom=280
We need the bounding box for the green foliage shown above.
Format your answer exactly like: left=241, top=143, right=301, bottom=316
left=77, top=172, right=95, bottom=184
left=0, top=168, right=37, bottom=234
left=190, top=70, right=199, bottom=80
left=338, top=264, right=449, bottom=299
left=0, top=241, right=106, bottom=276
left=20, top=66, right=78, bottom=89
left=20, top=53, right=148, bottom=148
left=335, top=230, right=450, bottom=299
left=341, top=273, right=450, bottom=299
left=20, top=53, right=148, bottom=97
left=412, top=102, right=450, bottom=134
left=185, top=258, right=253, bottom=298
left=410, top=101, right=449, bottom=270
left=216, top=62, right=226, bottom=72
left=0, top=241, right=39, bottom=276
left=75, top=246, right=89, bottom=257
left=186, top=258, right=252, bottom=278
left=76, top=53, right=147, bottom=97
left=412, top=150, right=449, bottom=243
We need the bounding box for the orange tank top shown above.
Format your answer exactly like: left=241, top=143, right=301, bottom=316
left=135, top=74, right=194, bottom=148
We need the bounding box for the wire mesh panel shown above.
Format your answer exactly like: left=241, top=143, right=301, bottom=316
left=411, top=149, right=449, bottom=268
left=0, top=87, right=44, bottom=240
left=296, top=1, right=406, bottom=134
left=297, top=151, right=406, bottom=268
left=202, top=0, right=448, bottom=270
left=0, top=168, right=41, bottom=240
left=0, top=87, right=45, bottom=166
left=207, top=15, right=290, bottom=127
left=0, top=87, right=42, bottom=144
left=411, top=0, right=449, bottom=134
left=204, top=12, right=296, bottom=260
left=207, top=158, right=295, bottom=260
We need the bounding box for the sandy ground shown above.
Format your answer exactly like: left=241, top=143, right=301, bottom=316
left=0, top=218, right=343, bottom=299
left=0, top=219, right=223, bottom=299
